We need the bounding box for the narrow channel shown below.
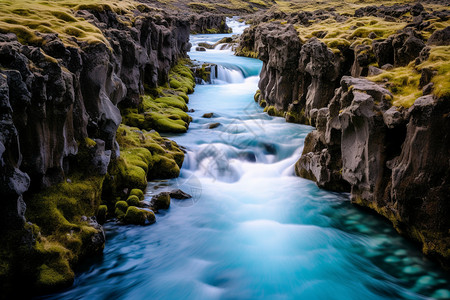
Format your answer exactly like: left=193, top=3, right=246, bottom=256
left=44, top=19, right=450, bottom=300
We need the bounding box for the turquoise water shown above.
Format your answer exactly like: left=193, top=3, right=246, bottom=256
left=41, top=32, right=450, bottom=300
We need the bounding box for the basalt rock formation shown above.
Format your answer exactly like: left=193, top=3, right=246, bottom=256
left=239, top=3, right=450, bottom=270
left=190, top=13, right=230, bottom=34
left=0, top=5, right=192, bottom=296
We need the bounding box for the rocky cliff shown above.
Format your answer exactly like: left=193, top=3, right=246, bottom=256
left=238, top=3, right=450, bottom=270
left=0, top=2, right=193, bottom=296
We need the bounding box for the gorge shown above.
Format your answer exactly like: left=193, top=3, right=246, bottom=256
left=0, top=0, right=449, bottom=299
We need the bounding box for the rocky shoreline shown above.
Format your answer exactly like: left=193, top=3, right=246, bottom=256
left=239, top=2, right=450, bottom=270
left=0, top=1, right=223, bottom=296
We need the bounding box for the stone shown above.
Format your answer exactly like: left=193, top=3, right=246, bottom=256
left=202, top=112, right=214, bottom=118
left=427, top=26, right=450, bottom=46
left=422, top=83, right=434, bottom=95
left=150, top=192, right=171, bottom=210
left=169, top=189, right=192, bottom=199
left=368, top=66, right=383, bottom=76
left=208, top=122, right=220, bottom=129
left=124, top=206, right=156, bottom=225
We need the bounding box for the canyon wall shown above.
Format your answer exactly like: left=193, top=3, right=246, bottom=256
left=238, top=4, right=450, bottom=269
left=0, top=7, right=191, bottom=294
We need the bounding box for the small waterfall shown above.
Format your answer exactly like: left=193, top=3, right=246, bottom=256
left=226, top=16, right=249, bottom=34
left=211, top=65, right=245, bottom=84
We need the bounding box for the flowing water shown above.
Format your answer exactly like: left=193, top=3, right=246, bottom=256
left=43, top=19, right=450, bottom=300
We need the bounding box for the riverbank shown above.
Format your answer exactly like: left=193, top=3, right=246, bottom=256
left=0, top=1, right=197, bottom=296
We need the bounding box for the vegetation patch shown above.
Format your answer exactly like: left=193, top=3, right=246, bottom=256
left=122, top=59, right=195, bottom=133
left=0, top=0, right=151, bottom=46
left=370, top=46, right=450, bottom=107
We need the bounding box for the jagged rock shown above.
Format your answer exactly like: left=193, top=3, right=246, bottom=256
left=389, top=95, right=450, bottom=268
left=190, top=13, right=229, bottom=34
left=411, top=3, right=424, bottom=17
left=300, top=38, right=341, bottom=118
left=392, top=29, right=426, bottom=67
left=252, top=23, right=303, bottom=111
left=427, top=26, right=450, bottom=46
left=0, top=74, right=30, bottom=231
left=422, top=83, right=434, bottom=95
left=351, top=44, right=373, bottom=77
left=169, top=189, right=192, bottom=199
left=383, top=107, right=405, bottom=129
left=79, top=216, right=105, bottom=255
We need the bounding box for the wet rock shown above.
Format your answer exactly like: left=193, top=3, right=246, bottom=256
left=169, top=189, right=192, bottom=199
left=208, top=122, right=220, bottom=129
left=195, top=46, right=207, bottom=51
left=151, top=192, right=171, bottom=210
left=124, top=206, right=156, bottom=225
left=202, top=112, right=214, bottom=118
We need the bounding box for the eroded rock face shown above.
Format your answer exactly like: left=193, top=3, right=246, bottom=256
left=389, top=96, right=450, bottom=268
left=253, top=23, right=303, bottom=111
left=296, top=76, right=450, bottom=269
left=0, top=8, right=190, bottom=272
left=190, top=13, right=229, bottom=33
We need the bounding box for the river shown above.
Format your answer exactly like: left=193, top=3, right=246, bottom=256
left=42, top=19, right=450, bottom=300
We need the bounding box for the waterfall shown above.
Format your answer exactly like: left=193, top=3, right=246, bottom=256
left=211, top=65, right=245, bottom=84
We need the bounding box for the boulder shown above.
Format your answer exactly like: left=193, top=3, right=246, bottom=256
left=169, top=189, right=192, bottom=199
left=151, top=192, right=171, bottom=210
left=124, top=206, right=156, bottom=225
left=427, top=26, right=450, bottom=46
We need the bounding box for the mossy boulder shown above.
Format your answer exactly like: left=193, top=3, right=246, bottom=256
left=123, top=206, right=156, bottom=225
left=97, top=205, right=108, bottom=224
left=126, top=195, right=141, bottom=207
left=114, top=201, right=128, bottom=219
left=150, top=192, right=171, bottom=210
left=129, top=188, right=144, bottom=200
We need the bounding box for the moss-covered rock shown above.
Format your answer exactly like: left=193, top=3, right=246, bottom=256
left=97, top=205, right=108, bottom=224
left=150, top=192, right=171, bottom=210
left=126, top=195, right=141, bottom=207
left=114, top=201, right=128, bottom=219
left=129, top=189, right=144, bottom=200
left=124, top=206, right=156, bottom=225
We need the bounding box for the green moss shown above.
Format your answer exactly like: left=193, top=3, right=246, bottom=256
left=263, top=105, right=284, bottom=117
left=124, top=206, right=156, bottom=225
left=122, top=60, right=194, bottom=134
left=129, top=188, right=144, bottom=200
left=126, top=195, right=141, bottom=207
left=114, top=200, right=128, bottom=219
left=254, top=90, right=261, bottom=102
left=97, top=205, right=107, bottom=224
left=369, top=65, right=422, bottom=107
left=259, top=99, right=267, bottom=108
left=417, top=46, right=450, bottom=99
